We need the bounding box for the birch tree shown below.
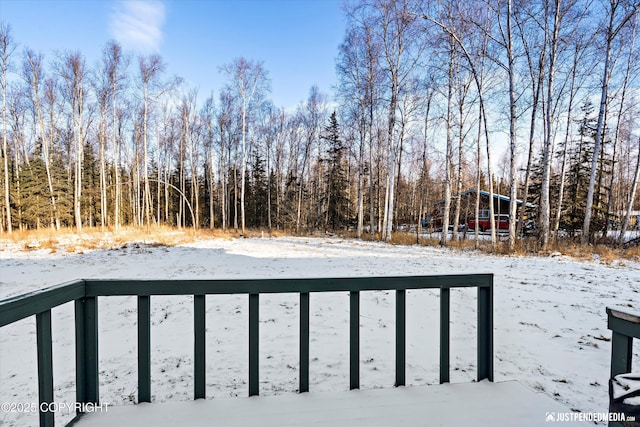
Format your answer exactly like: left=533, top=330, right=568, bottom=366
left=604, top=13, right=638, bottom=237
left=57, top=51, right=87, bottom=231
left=421, top=2, right=498, bottom=249
left=618, top=135, right=640, bottom=243
left=538, top=0, right=563, bottom=250
left=514, top=1, right=546, bottom=238
left=337, top=27, right=371, bottom=238
left=22, top=49, right=61, bottom=229
left=0, top=23, right=15, bottom=233
left=138, top=54, right=163, bottom=227
left=103, top=41, right=127, bottom=231
left=220, top=57, right=270, bottom=235
left=582, top=0, right=640, bottom=243
left=553, top=34, right=592, bottom=239
left=373, top=0, right=423, bottom=242
left=501, top=0, right=519, bottom=251
left=137, top=54, right=180, bottom=226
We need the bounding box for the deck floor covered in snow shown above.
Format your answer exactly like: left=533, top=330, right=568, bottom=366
left=74, top=380, right=588, bottom=427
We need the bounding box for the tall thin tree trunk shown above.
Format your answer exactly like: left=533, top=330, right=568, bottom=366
left=99, top=123, right=107, bottom=228
left=384, top=79, right=398, bottom=243
left=143, top=87, right=152, bottom=227
left=441, top=45, right=454, bottom=247
left=506, top=0, right=518, bottom=252
left=1, top=26, right=12, bottom=233
left=618, top=135, right=640, bottom=244
left=240, top=106, right=247, bottom=234
left=582, top=1, right=639, bottom=242
left=357, top=114, right=365, bottom=239
left=369, top=104, right=375, bottom=240
left=25, top=53, right=60, bottom=230
left=553, top=65, right=578, bottom=238
left=605, top=14, right=637, bottom=238
left=539, top=0, right=561, bottom=250
left=112, top=57, right=121, bottom=232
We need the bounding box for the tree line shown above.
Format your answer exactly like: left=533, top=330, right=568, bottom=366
left=1, top=0, right=639, bottom=251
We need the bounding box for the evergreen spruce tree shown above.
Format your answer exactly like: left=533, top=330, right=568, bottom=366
left=50, top=150, right=74, bottom=227
left=82, top=141, right=101, bottom=227
left=249, top=151, right=268, bottom=228
left=560, top=101, right=612, bottom=236
left=283, top=172, right=299, bottom=229
left=322, top=112, right=350, bottom=230
left=268, top=170, right=279, bottom=229
left=20, top=141, right=50, bottom=229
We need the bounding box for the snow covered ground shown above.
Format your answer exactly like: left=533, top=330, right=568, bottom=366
left=1, top=236, right=639, bottom=426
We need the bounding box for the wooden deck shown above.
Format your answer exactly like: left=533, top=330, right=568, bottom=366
left=74, top=381, right=588, bottom=427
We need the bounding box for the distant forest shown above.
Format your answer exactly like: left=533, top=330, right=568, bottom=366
left=1, top=0, right=639, bottom=251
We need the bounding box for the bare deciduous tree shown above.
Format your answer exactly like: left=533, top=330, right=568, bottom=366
left=582, top=0, right=640, bottom=243
left=0, top=23, right=15, bottom=233
left=57, top=51, right=87, bottom=231
left=220, top=57, right=270, bottom=235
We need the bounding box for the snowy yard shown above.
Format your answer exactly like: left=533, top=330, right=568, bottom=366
left=1, top=236, right=639, bottom=426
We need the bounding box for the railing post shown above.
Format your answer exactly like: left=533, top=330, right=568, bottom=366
left=439, top=287, right=450, bottom=384
left=249, top=293, right=259, bottom=396
left=611, top=331, right=633, bottom=376
left=395, top=289, right=405, bottom=387
left=611, top=331, right=633, bottom=378
left=350, top=291, right=359, bottom=390
left=75, top=296, right=99, bottom=409
left=607, top=308, right=637, bottom=378
left=138, top=295, right=151, bottom=403
left=194, top=294, right=206, bottom=399
left=477, top=283, right=494, bottom=382
left=36, top=309, right=54, bottom=427
left=607, top=307, right=639, bottom=427
left=299, top=292, right=310, bottom=393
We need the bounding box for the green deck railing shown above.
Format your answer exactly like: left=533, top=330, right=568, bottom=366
left=0, top=274, right=494, bottom=427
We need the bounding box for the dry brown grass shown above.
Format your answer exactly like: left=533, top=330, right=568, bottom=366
left=623, top=245, right=640, bottom=260
left=552, top=242, right=626, bottom=263
left=389, top=231, right=421, bottom=246
left=493, top=238, right=539, bottom=256
left=1, top=225, right=200, bottom=253
left=1, top=226, right=638, bottom=263
left=0, top=225, right=308, bottom=254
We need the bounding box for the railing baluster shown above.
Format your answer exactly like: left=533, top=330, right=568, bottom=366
left=395, top=289, right=406, bottom=387
left=249, top=293, right=259, bottom=396
left=138, top=295, right=151, bottom=402
left=194, top=294, right=206, bottom=399
left=299, top=292, right=310, bottom=393
left=36, top=309, right=54, bottom=427
left=75, top=299, right=86, bottom=408
left=477, top=284, right=493, bottom=381
left=350, top=291, right=359, bottom=390
left=75, top=296, right=99, bottom=411
left=439, top=287, right=450, bottom=384
left=610, top=332, right=633, bottom=377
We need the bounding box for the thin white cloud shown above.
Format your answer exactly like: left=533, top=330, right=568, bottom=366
left=109, top=0, right=165, bottom=52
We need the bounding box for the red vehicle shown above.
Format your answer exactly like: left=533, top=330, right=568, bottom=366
left=467, top=214, right=510, bottom=232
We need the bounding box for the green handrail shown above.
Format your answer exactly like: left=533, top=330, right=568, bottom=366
left=0, top=274, right=493, bottom=427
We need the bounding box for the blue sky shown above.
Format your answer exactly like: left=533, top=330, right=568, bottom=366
left=0, top=0, right=346, bottom=108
